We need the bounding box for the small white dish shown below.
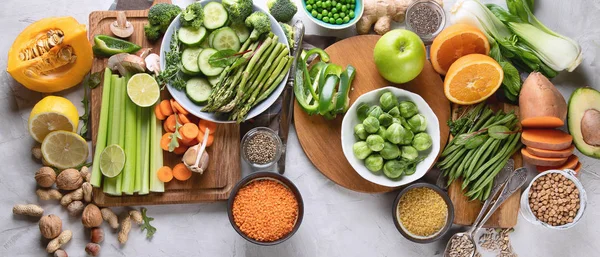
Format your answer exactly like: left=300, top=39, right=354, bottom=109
left=340, top=87, right=440, bottom=188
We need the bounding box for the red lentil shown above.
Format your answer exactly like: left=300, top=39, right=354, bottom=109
left=232, top=179, right=298, bottom=242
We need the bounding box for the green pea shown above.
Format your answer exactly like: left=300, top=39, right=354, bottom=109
left=325, top=0, right=331, bottom=7
left=317, top=13, right=323, bottom=19
left=323, top=17, right=329, bottom=23
left=336, top=18, right=343, bottom=24
left=350, top=4, right=355, bottom=9
left=315, top=1, right=322, bottom=7
left=329, top=18, right=336, bottom=24
left=311, top=10, right=318, bottom=17
left=328, top=12, right=333, bottom=17
left=349, top=10, right=355, bottom=18
left=333, top=13, right=340, bottom=19
left=311, top=0, right=316, bottom=3
left=332, top=0, right=337, bottom=6
left=339, top=12, right=345, bottom=17
left=341, top=5, right=347, bottom=12
left=343, top=16, right=350, bottom=22
left=322, top=9, right=328, bottom=15
left=332, top=7, right=338, bottom=13
left=306, top=5, right=313, bottom=11
left=336, top=3, right=342, bottom=9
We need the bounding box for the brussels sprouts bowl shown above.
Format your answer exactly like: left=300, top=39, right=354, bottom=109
left=341, top=87, right=440, bottom=188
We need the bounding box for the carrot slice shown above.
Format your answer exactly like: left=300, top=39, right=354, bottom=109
left=180, top=123, right=199, bottom=143
left=159, top=100, right=173, bottom=116
left=171, top=100, right=189, bottom=115
left=536, top=155, right=579, bottom=172
left=198, top=119, right=217, bottom=135
left=573, top=162, right=582, bottom=174
left=196, top=130, right=214, bottom=147
left=178, top=113, right=191, bottom=124
left=526, top=145, right=574, bottom=158
left=172, top=163, right=192, bottom=181
left=521, top=129, right=573, bottom=151
left=157, top=166, right=173, bottom=183
left=183, top=138, right=199, bottom=147
left=160, top=133, right=172, bottom=151
left=154, top=104, right=166, bottom=120
left=521, top=117, right=564, bottom=128
left=522, top=148, right=568, bottom=167
left=173, top=145, right=187, bottom=155
left=164, top=114, right=177, bottom=133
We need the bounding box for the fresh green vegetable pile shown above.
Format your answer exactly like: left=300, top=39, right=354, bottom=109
left=351, top=91, right=433, bottom=180
left=438, top=103, right=523, bottom=201
left=268, top=0, right=298, bottom=23
left=144, top=3, right=182, bottom=41
left=158, top=1, right=294, bottom=122
left=294, top=48, right=356, bottom=119
left=305, top=0, right=357, bottom=25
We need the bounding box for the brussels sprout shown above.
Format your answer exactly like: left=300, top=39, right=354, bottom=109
left=399, top=125, right=414, bottom=145
left=401, top=146, right=419, bottom=161
left=357, top=103, right=370, bottom=121
left=365, top=153, right=384, bottom=172
left=354, top=124, right=368, bottom=140
left=377, top=127, right=387, bottom=139
left=366, top=134, right=385, bottom=151
left=380, top=142, right=401, bottom=160
left=368, top=106, right=384, bottom=118
left=353, top=141, right=372, bottom=160
left=383, top=160, right=404, bottom=179
left=401, top=158, right=419, bottom=175
left=363, top=116, right=380, bottom=133
left=412, top=132, right=433, bottom=151
left=388, top=106, right=401, bottom=118
left=399, top=101, right=419, bottom=118
left=385, top=123, right=406, bottom=144
left=407, top=114, right=427, bottom=132
left=378, top=113, right=394, bottom=127
left=379, top=91, right=399, bottom=111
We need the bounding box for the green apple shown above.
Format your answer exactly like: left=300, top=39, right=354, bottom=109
left=373, top=29, right=426, bottom=84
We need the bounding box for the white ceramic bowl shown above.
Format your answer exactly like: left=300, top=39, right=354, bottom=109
left=341, top=87, right=441, bottom=188
left=160, top=0, right=290, bottom=123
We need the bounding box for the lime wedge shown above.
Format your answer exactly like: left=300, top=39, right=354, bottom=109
left=41, top=131, right=89, bottom=169
left=100, top=144, right=126, bottom=178
left=127, top=73, right=160, bottom=107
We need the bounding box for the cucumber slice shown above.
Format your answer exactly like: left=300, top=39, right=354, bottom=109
left=211, top=27, right=240, bottom=51
left=231, top=23, right=250, bottom=43
left=207, top=76, right=220, bottom=86
left=197, top=48, right=224, bottom=76
left=178, top=27, right=207, bottom=46
left=203, top=2, right=228, bottom=30
left=207, top=31, right=215, bottom=48
left=181, top=47, right=203, bottom=74
left=186, top=78, right=212, bottom=105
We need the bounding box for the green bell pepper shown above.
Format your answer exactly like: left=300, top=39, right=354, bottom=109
left=333, top=65, right=356, bottom=114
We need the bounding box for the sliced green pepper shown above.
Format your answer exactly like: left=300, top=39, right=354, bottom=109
left=318, top=75, right=340, bottom=116
left=294, top=58, right=319, bottom=114
left=303, top=48, right=331, bottom=63
left=92, top=35, right=142, bottom=57
left=333, top=65, right=356, bottom=114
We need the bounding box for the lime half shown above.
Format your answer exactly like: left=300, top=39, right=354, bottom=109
left=100, top=144, right=126, bottom=178
left=41, top=131, right=89, bottom=169
left=127, top=73, right=160, bottom=107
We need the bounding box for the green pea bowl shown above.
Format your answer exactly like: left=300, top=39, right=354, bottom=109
left=301, top=0, right=364, bottom=29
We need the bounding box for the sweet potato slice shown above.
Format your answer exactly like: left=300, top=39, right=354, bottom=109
left=519, top=72, right=567, bottom=128
left=521, top=129, right=573, bottom=150
left=525, top=145, right=574, bottom=158
left=536, top=154, right=579, bottom=172
left=574, top=162, right=582, bottom=174
left=522, top=148, right=568, bottom=166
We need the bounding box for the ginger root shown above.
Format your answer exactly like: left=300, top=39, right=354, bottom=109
left=47, top=230, right=72, bottom=253
left=101, top=208, right=119, bottom=229
left=13, top=204, right=44, bottom=217
left=37, top=189, right=63, bottom=200
left=356, top=0, right=442, bottom=35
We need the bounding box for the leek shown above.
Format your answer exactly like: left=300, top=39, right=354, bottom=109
left=121, top=86, right=138, bottom=195
left=103, top=75, right=123, bottom=195
left=149, top=103, right=164, bottom=192
left=90, top=68, right=112, bottom=187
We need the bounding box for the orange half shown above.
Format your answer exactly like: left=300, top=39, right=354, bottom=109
left=444, top=54, right=503, bottom=105
left=430, top=24, right=490, bottom=75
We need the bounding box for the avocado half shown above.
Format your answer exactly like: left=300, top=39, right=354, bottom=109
left=568, top=87, right=600, bottom=158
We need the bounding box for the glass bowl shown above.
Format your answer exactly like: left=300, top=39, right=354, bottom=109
left=405, top=0, right=446, bottom=44
left=520, top=169, right=587, bottom=230
left=241, top=127, right=283, bottom=170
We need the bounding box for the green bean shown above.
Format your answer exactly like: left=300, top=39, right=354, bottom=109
left=482, top=181, right=493, bottom=201
left=439, top=148, right=467, bottom=170
left=487, top=113, right=516, bottom=128
left=455, top=148, right=476, bottom=179
left=469, top=108, right=494, bottom=133
left=468, top=136, right=516, bottom=184
left=470, top=134, right=521, bottom=191
left=441, top=143, right=462, bottom=157
left=439, top=146, right=464, bottom=167
left=465, top=137, right=497, bottom=180
left=472, top=144, right=522, bottom=196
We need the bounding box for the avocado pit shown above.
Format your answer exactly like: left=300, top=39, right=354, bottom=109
left=581, top=109, right=600, bottom=146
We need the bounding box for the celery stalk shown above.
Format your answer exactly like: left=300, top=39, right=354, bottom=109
left=91, top=68, right=113, bottom=187
left=149, top=104, right=164, bottom=192
left=138, top=107, right=151, bottom=195
left=121, top=88, right=138, bottom=195
left=103, top=75, right=123, bottom=195
left=134, top=106, right=142, bottom=193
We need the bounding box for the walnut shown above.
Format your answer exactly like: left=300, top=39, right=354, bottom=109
left=56, top=169, right=83, bottom=190
left=35, top=167, right=56, bottom=188
left=82, top=204, right=103, bottom=228
left=39, top=214, right=62, bottom=239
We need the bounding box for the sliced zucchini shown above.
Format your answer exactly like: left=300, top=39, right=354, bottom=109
left=231, top=23, right=250, bottom=43
left=186, top=78, right=212, bottom=105
left=197, top=48, right=224, bottom=76
left=181, top=47, right=203, bottom=74
left=178, top=26, right=207, bottom=46
left=207, top=76, right=220, bottom=86
left=203, top=2, right=228, bottom=30
left=211, top=27, right=240, bottom=51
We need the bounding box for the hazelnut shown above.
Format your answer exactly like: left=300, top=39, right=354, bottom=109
left=90, top=227, right=104, bottom=243
left=56, top=169, right=83, bottom=190
left=82, top=204, right=103, bottom=228
left=39, top=214, right=62, bottom=239
left=54, top=249, right=68, bottom=257
left=85, top=243, right=101, bottom=256
left=35, top=167, right=56, bottom=188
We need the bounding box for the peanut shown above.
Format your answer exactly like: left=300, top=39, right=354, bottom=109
left=37, top=189, right=63, bottom=200
left=46, top=230, right=72, bottom=253
left=13, top=204, right=44, bottom=217
left=82, top=182, right=93, bottom=202
left=118, top=216, right=131, bottom=244
left=101, top=208, right=119, bottom=229
left=129, top=209, right=143, bottom=225
left=61, top=188, right=83, bottom=206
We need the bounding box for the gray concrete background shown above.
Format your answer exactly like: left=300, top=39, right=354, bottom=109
left=1, top=0, right=599, bottom=256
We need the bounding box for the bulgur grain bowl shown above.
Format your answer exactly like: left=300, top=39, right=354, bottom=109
left=227, top=172, right=304, bottom=245
left=392, top=183, right=454, bottom=243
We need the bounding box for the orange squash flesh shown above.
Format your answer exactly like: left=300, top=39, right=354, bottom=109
left=525, top=145, right=575, bottom=158
left=521, top=129, right=573, bottom=151
left=536, top=155, right=580, bottom=172
left=521, top=148, right=568, bottom=167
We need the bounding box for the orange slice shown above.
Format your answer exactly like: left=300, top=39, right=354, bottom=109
left=444, top=54, right=503, bottom=105
left=431, top=24, right=490, bottom=75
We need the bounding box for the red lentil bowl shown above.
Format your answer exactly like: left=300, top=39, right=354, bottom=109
left=227, top=172, right=304, bottom=245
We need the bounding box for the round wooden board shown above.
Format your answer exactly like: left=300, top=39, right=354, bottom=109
left=294, top=35, right=451, bottom=193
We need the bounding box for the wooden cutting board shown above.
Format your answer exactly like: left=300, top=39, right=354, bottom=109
left=448, top=103, right=522, bottom=228
left=294, top=35, right=451, bottom=193
left=89, top=0, right=241, bottom=206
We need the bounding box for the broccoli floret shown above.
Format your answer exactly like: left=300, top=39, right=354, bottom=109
left=267, top=0, right=297, bottom=23
left=145, top=3, right=181, bottom=41
left=180, top=2, right=204, bottom=29
left=222, top=0, right=253, bottom=24
left=245, top=12, right=272, bottom=42
left=279, top=22, right=294, bottom=48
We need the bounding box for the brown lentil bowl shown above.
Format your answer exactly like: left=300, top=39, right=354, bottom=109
left=392, top=183, right=454, bottom=243
left=227, top=172, right=304, bottom=246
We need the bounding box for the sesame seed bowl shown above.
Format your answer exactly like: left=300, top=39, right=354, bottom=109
left=227, top=172, right=304, bottom=245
